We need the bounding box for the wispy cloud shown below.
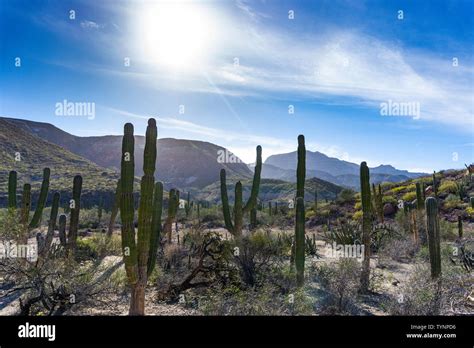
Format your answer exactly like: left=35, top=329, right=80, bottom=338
left=80, top=20, right=102, bottom=29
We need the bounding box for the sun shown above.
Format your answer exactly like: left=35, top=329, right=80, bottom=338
left=137, top=2, right=216, bottom=70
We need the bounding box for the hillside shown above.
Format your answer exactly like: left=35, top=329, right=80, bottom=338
left=0, top=118, right=119, bottom=207
left=3, top=117, right=252, bottom=189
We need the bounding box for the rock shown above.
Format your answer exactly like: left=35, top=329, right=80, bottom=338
left=383, top=203, right=396, bottom=216
left=425, top=185, right=433, bottom=195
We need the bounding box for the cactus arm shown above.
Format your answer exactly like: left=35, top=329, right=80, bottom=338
left=8, top=170, right=17, bottom=209
left=43, top=192, right=60, bottom=254
left=58, top=214, right=67, bottom=247
left=20, top=184, right=31, bottom=243
left=107, top=179, right=121, bottom=237
left=29, top=167, right=50, bottom=228
left=137, top=118, right=157, bottom=279
left=120, top=123, right=138, bottom=284
left=243, top=145, right=262, bottom=212
left=295, top=197, right=305, bottom=286
left=220, top=169, right=234, bottom=233
left=359, top=161, right=371, bottom=293
left=148, top=181, right=163, bottom=276
left=296, top=135, right=306, bottom=200
left=233, top=181, right=243, bottom=237
left=425, top=197, right=441, bottom=278
left=67, top=175, right=82, bottom=253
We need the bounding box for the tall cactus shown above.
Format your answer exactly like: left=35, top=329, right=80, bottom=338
left=8, top=170, right=17, bottom=210
left=250, top=207, right=257, bottom=230
left=119, top=119, right=163, bottom=315
left=295, top=135, right=306, bottom=286
left=457, top=216, right=463, bottom=238
left=359, top=161, right=372, bottom=293
left=425, top=197, right=441, bottom=279
left=19, top=184, right=31, bottom=243
left=470, top=196, right=474, bottom=209
left=68, top=175, right=82, bottom=253
left=107, top=179, right=121, bottom=237
left=58, top=214, right=67, bottom=247
left=220, top=145, right=262, bottom=237
left=147, top=182, right=163, bottom=276
left=416, top=182, right=424, bottom=210
left=185, top=192, right=191, bottom=218
left=29, top=167, right=50, bottom=229
left=42, top=192, right=60, bottom=256
left=432, top=171, right=438, bottom=197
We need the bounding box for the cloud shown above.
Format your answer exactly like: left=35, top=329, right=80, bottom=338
left=80, top=20, right=102, bottom=29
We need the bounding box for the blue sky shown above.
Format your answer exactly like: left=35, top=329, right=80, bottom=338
left=1, top=0, right=473, bottom=172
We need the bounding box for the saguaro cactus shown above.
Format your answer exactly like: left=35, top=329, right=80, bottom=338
left=164, top=189, right=178, bottom=243
left=295, top=135, right=306, bottom=286
left=425, top=197, right=441, bottom=279
left=147, top=182, right=163, bottom=276
left=68, top=175, right=83, bottom=253
left=416, top=182, right=424, bottom=210
left=29, top=168, right=50, bottom=229
left=220, top=145, right=262, bottom=237
left=19, top=184, right=31, bottom=243
left=295, top=197, right=305, bottom=286
left=457, top=216, right=463, bottom=238
left=470, top=197, right=474, bottom=209
left=359, top=161, right=372, bottom=293
left=42, top=192, right=60, bottom=256
left=8, top=170, right=17, bottom=210
left=107, top=179, right=121, bottom=237
left=119, top=119, right=163, bottom=315
left=58, top=214, right=67, bottom=247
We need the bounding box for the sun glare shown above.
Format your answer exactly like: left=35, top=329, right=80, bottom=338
left=137, top=2, right=216, bottom=70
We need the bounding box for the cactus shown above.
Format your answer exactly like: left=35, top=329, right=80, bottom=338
left=425, top=197, right=441, bottom=279
left=197, top=202, right=201, bottom=225
left=295, top=197, right=305, bottom=286
left=457, top=216, right=463, bottom=238
left=42, top=192, right=60, bottom=255
left=147, top=182, right=163, bottom=276
left=268, top=201, right=272, bottom=216
left=164, top=189, right=178, bottom=243
left=314, top=190, right=317, bottom=212
left=432, top=171, right=438, bottom=197
left=185, top=192, right=191, bottom=218
left=58, top=214, right=67, bottom=247
left=359, top=161, right=372, bottom=293
left=8, top=170, right=17, bottom=210
left=372, top=183, right=384, bottom=223
left=416, top=182, right=424, bottom=210
left=119, top=119, right=163, bottom=315
left=68, top=175, right=83, bottom=253
left=107, top=179, right=121, bottom=237
left=470, top=197, right=474, bottom=209
left=220, top=146, right=262, bottom=237
left=29, top=167, right=50, bottom=229
left=295, top=135, right=306, bottom=286
left=250, top=207, right=257, bottom=230
left=19, top=184, right=31, bottom=243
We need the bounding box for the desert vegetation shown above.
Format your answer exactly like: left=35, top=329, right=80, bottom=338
left=0, top=118, right=472, bottom=316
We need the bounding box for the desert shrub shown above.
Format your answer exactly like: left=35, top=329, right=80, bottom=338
left=200, top=213, right=222, bottom=227
left=439, top=180, right=458, bottom=194
left=313, top=258, right=361, bottom=315
left=439, top=219, right=457, bottom=241
left=382, top=195, right=397, bottom=206
left=443, top=194, right=462, bottom=209
left=354, top=201, right=362, bottom=210
left=337, top=189, right=356, bottom=203
left=378, top=237, right=418, bottom=264
left=324, top=221, right=361, bottom=246
left=402, top=191, right=416, bottom=202
left=198, top=283, right=312, bottom=315
left=352, top=210, right=363, bottom=221
left=466, top=207, right=474, bottom=216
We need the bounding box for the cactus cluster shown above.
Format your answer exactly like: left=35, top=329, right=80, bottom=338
left=119, top=119, right=164, bottom=315
left=359, top=161, right=372, bottom=293
left=295, top=135, right=306, bottom=287
left=220, top=145, right=262, bottom=237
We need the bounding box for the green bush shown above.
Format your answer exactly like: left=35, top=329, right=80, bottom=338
left=439, top=180, right=457, bottom=194
left=402, top=191, right=417, bottom=202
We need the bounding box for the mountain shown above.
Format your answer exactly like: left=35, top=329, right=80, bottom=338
left=2, top=117, right=252, bottom=189
left=264, top=149, right=426, bottom=189
left=196, top=177, right=343, bottom=204
left=0, top=118, right=119, bottom=208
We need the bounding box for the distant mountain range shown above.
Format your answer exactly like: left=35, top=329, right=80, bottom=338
left=1, top=117, right=426, bottom=202
left=261, top=149, right=426, bottom=190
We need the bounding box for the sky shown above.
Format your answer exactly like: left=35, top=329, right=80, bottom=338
left=0, top=0, right=473, bottom=172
